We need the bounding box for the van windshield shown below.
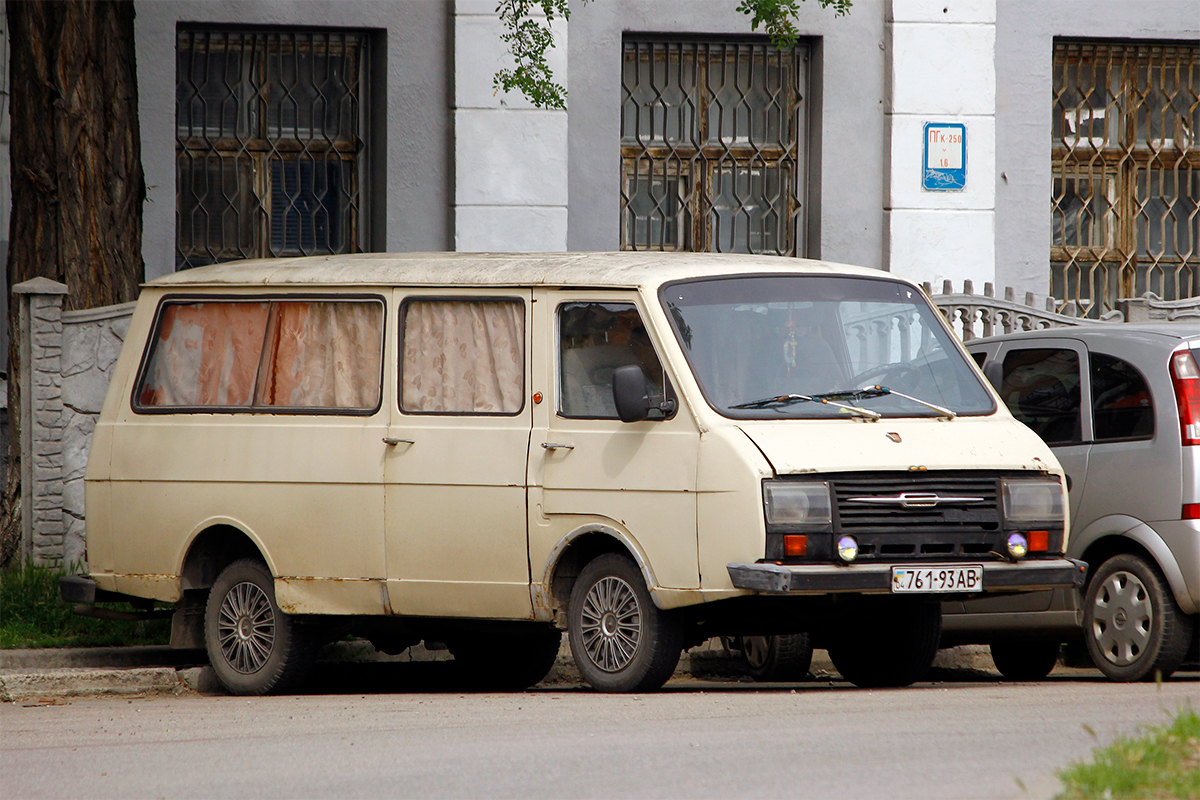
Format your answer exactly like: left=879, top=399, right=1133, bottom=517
left=660, top=274, right=995, bottom=419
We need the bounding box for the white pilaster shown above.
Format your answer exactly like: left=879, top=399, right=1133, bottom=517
left=887, top=0, right=996, bottom=288
left=454, top=1, right=568, bottom=252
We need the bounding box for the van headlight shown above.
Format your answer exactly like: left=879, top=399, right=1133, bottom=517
left=763, top=481, right=833, bottom=528
left=1002, top=478, right=1064, bottom=524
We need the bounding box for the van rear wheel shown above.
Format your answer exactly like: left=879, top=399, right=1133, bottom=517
left=204, top=558, right=314, bottom=695
left=568, top=553, right=683, bottom=693
left=828, top=600, right=941, bottom=688
left=990, top=641, right=1059, bottom=681
left=742, top=634, right=814, bottom=682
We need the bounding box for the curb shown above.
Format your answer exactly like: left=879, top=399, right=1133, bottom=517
left=0, top=667, right=189, bottom=703
left=0, top=642, right=1005, bottom=702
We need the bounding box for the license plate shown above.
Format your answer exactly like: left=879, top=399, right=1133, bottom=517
left=891, top=564, right=983, bottom=593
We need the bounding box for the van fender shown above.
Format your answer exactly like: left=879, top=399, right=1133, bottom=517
left=1073, top=514, right=1196, bottom=615
left=532, top=523, right=665, bottom=623
left=176, top=516, right=277, bottom=589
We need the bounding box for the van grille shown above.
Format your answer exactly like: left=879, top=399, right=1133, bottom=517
left=829, top=471, right=1004, bottom=561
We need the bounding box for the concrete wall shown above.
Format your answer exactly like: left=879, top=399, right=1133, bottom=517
left=454, top=1, right=569, bottom=251
left=566, top=0, right=889, bottom=268
left=993, top=1, right=1199, bottom=297
left=11, top=279, right=133, bottom=567
left=134, top=0, right=454, bottom=280
left=886, top=0, right=996, bottom=289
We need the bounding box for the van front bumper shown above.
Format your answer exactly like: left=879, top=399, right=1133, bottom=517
left=727, top=558, right=1087, bottom=596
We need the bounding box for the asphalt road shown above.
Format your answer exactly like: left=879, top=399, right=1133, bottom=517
left=1, top=668, right=1196, bottom=800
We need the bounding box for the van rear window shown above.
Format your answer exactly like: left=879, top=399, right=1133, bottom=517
left=136, top=299, right=384, bottom=412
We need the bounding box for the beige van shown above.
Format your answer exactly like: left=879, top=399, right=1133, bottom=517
left=63, top=252, right=1085, bottom=694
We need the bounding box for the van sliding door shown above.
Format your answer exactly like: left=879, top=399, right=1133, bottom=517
left=382, top=290, right=536, bottom=619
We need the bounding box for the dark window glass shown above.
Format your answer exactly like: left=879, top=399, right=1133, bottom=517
left=620, top=38, right=807, bottom=256
left=1090, top=353, right=1154, bottom=441
left=558, top=303, right=672, bottom=419
left=176, top=29, right=367, bottom=268
left=1000, top=348, right=1082, bottom=445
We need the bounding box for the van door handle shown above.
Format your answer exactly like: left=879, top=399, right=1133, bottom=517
left=541, top=442, right=574, bottom=450
left=382, top=437, right=414, bottom=446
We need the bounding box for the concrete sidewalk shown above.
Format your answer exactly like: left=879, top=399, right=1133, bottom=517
left=0, top=640, right=1014, bottom=702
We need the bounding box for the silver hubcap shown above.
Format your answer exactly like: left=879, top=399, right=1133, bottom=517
left=743, top=636, right=770, bottom=670
left=218, top=581, right=276, bottom=674
left=1092, top=570, right=1153, bottom=666
left=580, top=576, right=641, bottom=672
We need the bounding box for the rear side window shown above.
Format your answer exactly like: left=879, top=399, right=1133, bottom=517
left=1000, top=348, right=1082, bottom=445
left=136, top=298, right=384, bottom=413
left=400, top=298, right=525, bottom=415
left=1090, top=353, right=1154, bottom=442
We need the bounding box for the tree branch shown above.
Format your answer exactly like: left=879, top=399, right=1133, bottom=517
left=494, top=0, right=851, bottom=109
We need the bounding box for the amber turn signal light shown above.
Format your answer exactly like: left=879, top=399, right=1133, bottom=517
left=783, top=534, right=807, bottom=557
left=1028, top=530, right=1049, bottom=552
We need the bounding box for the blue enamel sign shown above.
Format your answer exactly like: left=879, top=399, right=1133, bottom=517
left=923, top=122, right=966, bottom=192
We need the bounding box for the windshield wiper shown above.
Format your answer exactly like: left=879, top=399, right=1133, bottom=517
left=856, top=384, right=958, bottom=419
left=730, top=393, right=881, bottom=420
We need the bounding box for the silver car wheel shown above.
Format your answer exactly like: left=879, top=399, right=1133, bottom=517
left=580, top=575, right=642, bottom=673
left=217, top=580, right=277, bottom=674
left=1090, top=569, right=1152, bottom=666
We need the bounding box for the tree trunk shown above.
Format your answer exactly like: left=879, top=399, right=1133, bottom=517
left=1, top=0, right=144, bottom=567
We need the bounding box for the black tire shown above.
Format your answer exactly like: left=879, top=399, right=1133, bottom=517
left=990, top=641, right=1060, bottom=681
left=449, top=626, right=562, bottom=690
left=827, top=600, right=941, bottom=688
left=568, top=553, right=683, bottom=693
left=204, top=558, right=315, bottom=695
left=1083, top=554, right=1195, bottom=682
left=742, top=634, right=814, bottom=682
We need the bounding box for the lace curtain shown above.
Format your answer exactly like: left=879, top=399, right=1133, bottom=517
left=138, top=300, right=383, bottom=410
left=401, top=300, right=524, bottom=414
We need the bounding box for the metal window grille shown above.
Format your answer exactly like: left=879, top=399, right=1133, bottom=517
left=176, top=29, right=368, bottom=269
left=1052, top=40, right=1199, bottom=316
left=620, top=37, right=807, bottom=256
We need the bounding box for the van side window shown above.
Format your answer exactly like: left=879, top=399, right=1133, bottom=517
left=559, top=302, right=673, bottom=419
left=1091, top=353, right=1154, bottom=442
left=1000, top=348, right=1082, bottom=445
left=136, top=299, right=384, bottom=412
left=400, top=299, right=525, bottom=415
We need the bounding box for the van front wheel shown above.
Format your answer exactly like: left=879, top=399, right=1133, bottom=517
left=568, top=554, right=683, bottom=693
left=204, top=559, right=314, bottom=695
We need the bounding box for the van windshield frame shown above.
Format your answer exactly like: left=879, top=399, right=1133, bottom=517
left=659, top=273, right=996, bottom=420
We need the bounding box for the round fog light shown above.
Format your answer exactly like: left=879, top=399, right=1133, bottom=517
left=837, top=535, right=859, bottom=563
left=1006, top=533, right=1029, bottom=559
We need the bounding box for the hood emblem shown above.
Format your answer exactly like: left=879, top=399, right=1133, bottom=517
left=886, top=432, right=902, bottom=443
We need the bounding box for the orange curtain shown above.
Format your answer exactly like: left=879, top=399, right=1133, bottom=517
left=255, top=301, right=384, bottom=409
left=139, top=302, right=270, bottom=406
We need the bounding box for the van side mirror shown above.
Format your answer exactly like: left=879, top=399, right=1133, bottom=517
left=612, top=365, right=651, bottom=422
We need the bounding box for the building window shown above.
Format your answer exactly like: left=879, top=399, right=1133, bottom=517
left=1052, top=40, right=1199, bottom=316
left=176, top=29, right=369, bottom=269
left=620, top=37, right=808, bottom=256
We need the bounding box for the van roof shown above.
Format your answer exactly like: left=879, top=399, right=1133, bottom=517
left=148, top=252, right=892, bottom=290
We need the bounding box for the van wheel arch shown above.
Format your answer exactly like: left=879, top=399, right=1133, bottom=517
left=180, top=525, right=268, bottom=591
left=171, top=526, right=268, bottom=650
left=547, top=529, right=655, bottom=627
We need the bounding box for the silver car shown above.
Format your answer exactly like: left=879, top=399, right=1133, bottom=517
left=943, top=323, right=1200, bottom=681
